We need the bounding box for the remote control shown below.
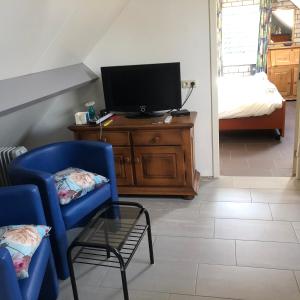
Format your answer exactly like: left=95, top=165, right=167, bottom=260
left=164, top=116, right=173, bottom=124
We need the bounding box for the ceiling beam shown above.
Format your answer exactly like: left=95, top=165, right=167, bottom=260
left=0, top=63, right=98, bottom=116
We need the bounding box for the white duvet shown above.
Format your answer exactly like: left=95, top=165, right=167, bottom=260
left=218, top=73, right=284, bottom=119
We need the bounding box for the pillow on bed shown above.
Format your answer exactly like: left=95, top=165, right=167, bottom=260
left=0, top=225, right=51, bottom=279
left=54, top=167, right=109, bottom=205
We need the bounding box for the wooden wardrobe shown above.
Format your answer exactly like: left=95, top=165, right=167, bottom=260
left=267, top=45, right=300, bottom=100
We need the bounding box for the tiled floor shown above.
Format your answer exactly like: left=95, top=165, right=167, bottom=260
left=59, top=176, right=300, bottom=300
left=220, top=101, right=296, bottom=177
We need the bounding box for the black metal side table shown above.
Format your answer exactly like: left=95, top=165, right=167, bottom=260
left=67, top=201, right=154, bottom=300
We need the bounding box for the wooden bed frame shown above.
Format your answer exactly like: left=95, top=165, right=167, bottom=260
left=219, top=101, right=286, bottom=137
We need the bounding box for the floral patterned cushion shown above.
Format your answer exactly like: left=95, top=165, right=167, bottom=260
left=54, top=167, right=109, bottom=205
left=0, top=225, right=51, bottom=279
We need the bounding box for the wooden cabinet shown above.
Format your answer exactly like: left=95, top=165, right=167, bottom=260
left=267, top=46, right=300, bottom=100
left=269, top=66, right=292, bottom=97
left=69, top=113, right=199, bottom=199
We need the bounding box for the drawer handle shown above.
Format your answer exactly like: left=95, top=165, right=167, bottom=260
left=102, top=137, right=107, bottom=142
left=135, top=157, right=141, bottom=164
left=152, top=136, right=160, bottom=143
left=124, top=157, right=131, bottom=163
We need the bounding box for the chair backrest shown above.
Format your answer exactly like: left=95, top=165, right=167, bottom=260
left=11, top=142, right=81, bottom=174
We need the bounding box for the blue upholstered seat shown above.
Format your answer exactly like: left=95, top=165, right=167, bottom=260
left=9, top=141, right=118, bottom=280
left=0, top=185, right=58, bottom=300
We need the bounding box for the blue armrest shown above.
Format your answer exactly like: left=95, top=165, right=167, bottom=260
left=0, top=185, right=46, bottom=226
left=8, top=169, right=66, bottom=234
left=0, top=248, right=22, bottom=300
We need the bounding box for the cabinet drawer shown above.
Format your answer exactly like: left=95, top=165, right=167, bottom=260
left=132, top=130, right=182, bottom=145
left=100, top=131, right=130, bottom=146
left=271, top=49, right=292, bottom=66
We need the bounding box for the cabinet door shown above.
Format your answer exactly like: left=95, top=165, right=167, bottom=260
left=113, top=147, right=134, bottom=186
left=291, top=48, right=300, bottom=65
left=133, top=146, right=185, bottom=186
left=269, top=66, right=292, bottom=97
left=293, top=66, right=299, bottom=98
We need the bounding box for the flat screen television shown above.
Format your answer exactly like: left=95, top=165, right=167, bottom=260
left=101, top=62, right=182, bottom=118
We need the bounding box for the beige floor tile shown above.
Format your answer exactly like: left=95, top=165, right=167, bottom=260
left=247, top=158, right=276, bottom=169
left=215, top=218, right=297, bottom=242
left=59, top=286, right=170, bottom=300
left=59, top=177, right=300, bottom=300
left=154, top=236, right=236, bottom=265
left=236, top=240, right=300, bottom=270
left=126, top=197, right=200, bottom=210
left=293, top=271, right=300, bottom=293
left=199, top=201, right=272, bottom=220
left=199, top=177, right=234, bottom=188
left=101, top=261, right=198, bottom=294
left=152, top=217, right=214, bottom=238
left=148, top=207, right=200, bottom=223
left=197, top=188, right=252, bottom=203
left=271, top=168, right=293, bottom=177
left=251, top=189, right=300, bottom=203
left=196, top=264, right=300, bottom=300
left=274, top=159, right=294, bottom=169
left=233, top=176, right=300, bottom=189
left=59, top=263, right=108, bottom=289
left=220, top=158, right=249, bottom=169
left=270, top=204, right=300, bottom=221
left=292, top=222, right=300, bottom=242
left=222, top=167, right=273, bottom=176
left=169, top=294, right=230, bottom=300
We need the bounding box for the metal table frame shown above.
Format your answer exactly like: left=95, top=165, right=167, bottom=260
left=67, top=201, right=154, bottom=300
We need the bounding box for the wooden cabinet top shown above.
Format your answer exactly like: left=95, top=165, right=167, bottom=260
left=268, top=45, right=300, bottom=51
left=69, top=112, right=197, bottom=132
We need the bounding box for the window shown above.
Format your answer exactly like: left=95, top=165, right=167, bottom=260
left=222, top=5, right=260, bottom=67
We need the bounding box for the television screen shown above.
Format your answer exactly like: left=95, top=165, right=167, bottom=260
left=101, top=62, right=182, bottom=115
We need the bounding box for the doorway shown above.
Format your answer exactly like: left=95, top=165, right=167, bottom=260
left=211, top=0, right=298, bottom=177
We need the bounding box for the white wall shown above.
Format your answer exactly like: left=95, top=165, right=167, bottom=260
left=0, top=0, right=129, bottom=80
left=0, top=0, right=128, bottom=148
left=85, top=0, right=213, bottom=176
left=0, top=82, right=101, bottom=148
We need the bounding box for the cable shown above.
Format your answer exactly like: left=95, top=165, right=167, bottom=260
left=181, top=84, right=194, bottom=108
left=167, top=81, right=195, bottom=113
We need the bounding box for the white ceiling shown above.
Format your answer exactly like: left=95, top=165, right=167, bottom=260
left=0, top=0, right=130, bottom=80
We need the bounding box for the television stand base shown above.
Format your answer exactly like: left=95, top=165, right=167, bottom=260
left=171, top=109, right=190, bottom=116
left=126, top=112, right=165, bottom=119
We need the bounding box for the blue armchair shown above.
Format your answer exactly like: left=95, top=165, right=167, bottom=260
left=0, top=185, right=58, bottom=300
left=9, top=141, right=118, bottom=280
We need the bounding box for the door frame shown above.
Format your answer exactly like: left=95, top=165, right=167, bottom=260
left=209, top=0, right=299, bottom=179
left=294, top=78, right=300, bottom=178
left=209, top=0, right=220, bottom=177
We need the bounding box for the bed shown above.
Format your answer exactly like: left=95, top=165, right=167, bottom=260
left=218, top=73, right=286, bottom=137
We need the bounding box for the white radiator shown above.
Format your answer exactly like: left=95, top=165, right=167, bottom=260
left=0, top=146, right=27, bottom=186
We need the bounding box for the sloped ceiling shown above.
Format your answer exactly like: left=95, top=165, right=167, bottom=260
left=0, top=0, right=130, bottom=81
left=291, top=0, right=300, bottom=8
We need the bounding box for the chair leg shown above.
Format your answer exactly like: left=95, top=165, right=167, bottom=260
left=51, top=234, right=70, bottom=280
left=39, top=253, right=59, bottom=300
left=144, top=209, right=154, bottom=264
left=67, top=246, right=79, bottom=300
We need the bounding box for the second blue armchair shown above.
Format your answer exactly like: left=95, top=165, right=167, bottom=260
left=9, top=141, right=118, bottom=279
left=0, top=185, right=58, bottom=300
